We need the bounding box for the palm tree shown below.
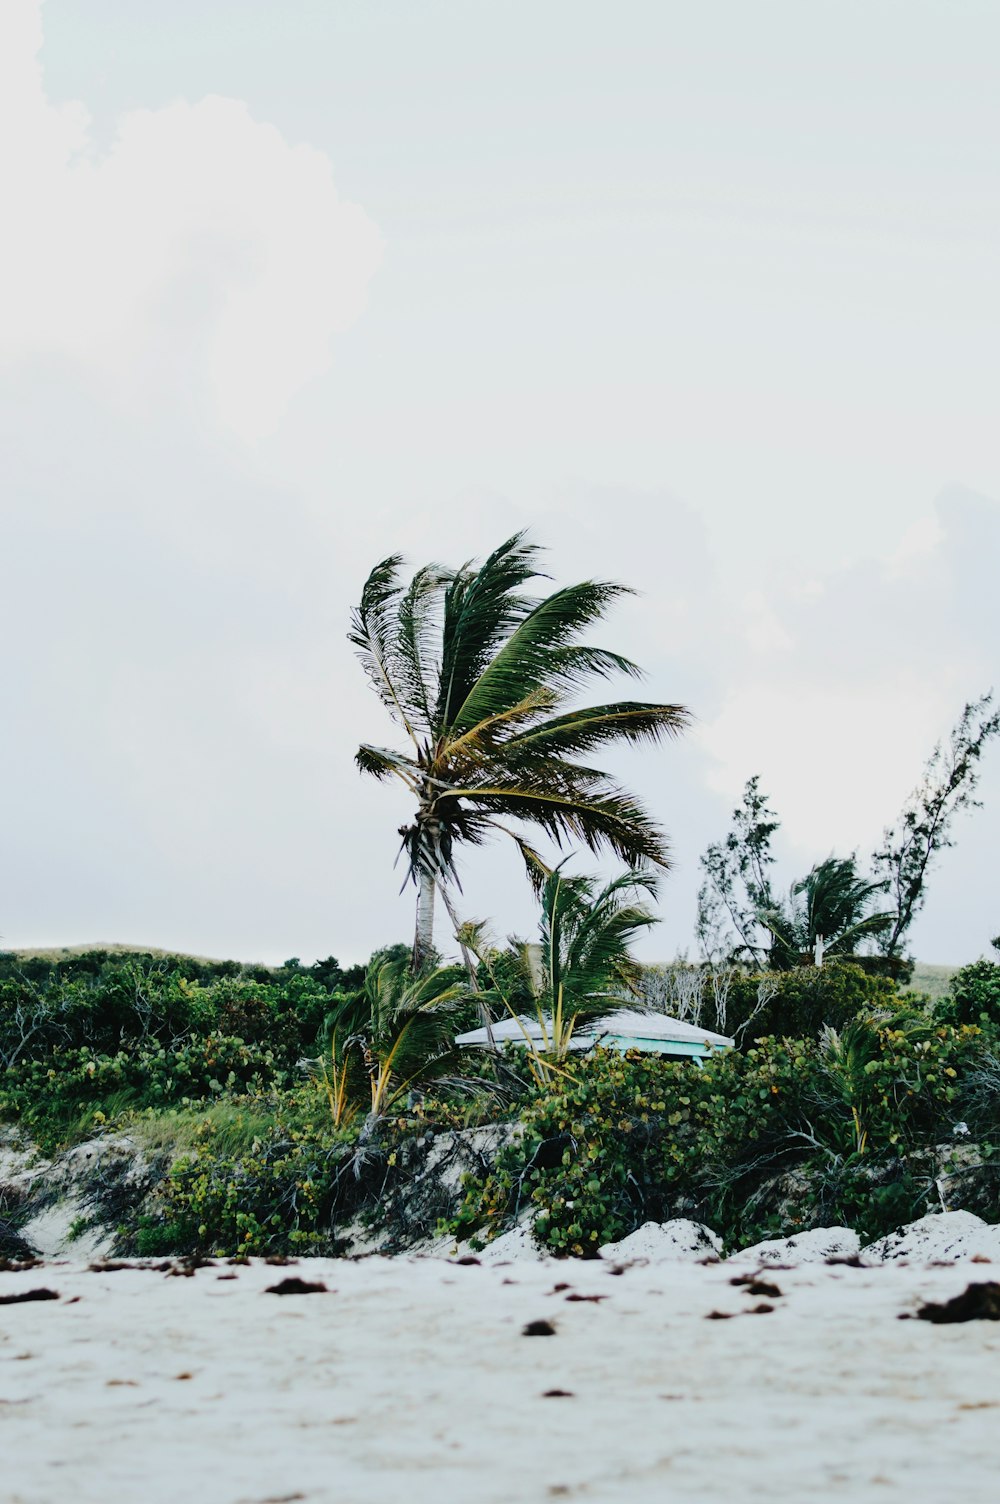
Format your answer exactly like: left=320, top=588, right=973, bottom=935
left=321, top=955, right=471, bottom=1118
left=467, top=865, right=659, bottom=1080
left=350, top=534, right=688, bottom=967
left=759, top=856, right=892, bottom=968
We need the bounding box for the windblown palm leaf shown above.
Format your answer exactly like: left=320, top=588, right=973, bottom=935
left=759, top=856, right=893, bottom=968
left=351, top=533, right=689, bottom=963
left=466, top=865, right=659, bottom=1074
left=323, top=956, right=471, bottom=1117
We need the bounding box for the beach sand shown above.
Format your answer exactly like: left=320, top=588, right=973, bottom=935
left=3, top=1254, right=999, bottom=1504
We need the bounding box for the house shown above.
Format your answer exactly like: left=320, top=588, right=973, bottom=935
left=454, top=1008, right=733, bottom=1061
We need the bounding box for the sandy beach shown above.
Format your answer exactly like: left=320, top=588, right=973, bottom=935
left=3, top=1253, right=1000, bottom=1504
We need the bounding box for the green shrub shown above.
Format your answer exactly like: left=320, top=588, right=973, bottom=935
left=450, top=1014, right=989, bottom=1255
left=0, top=1035, right=293, bottom=1150
left=726, top=961, right=900, bottom=1046
left=935, top=959, right=1000, bottom=1031
left=148, top=1115, right=341, bottom=1257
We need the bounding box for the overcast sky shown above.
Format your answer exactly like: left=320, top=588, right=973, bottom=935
left=2, top=0, right=998, bottom=967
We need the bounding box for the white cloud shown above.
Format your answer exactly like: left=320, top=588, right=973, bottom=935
left=696, top=489, right=1000, bottom=888
left=0, top=1, right=382, bottom=439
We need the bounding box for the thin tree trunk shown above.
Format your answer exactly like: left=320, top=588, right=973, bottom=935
left=412, top=866, right=436, bottom=973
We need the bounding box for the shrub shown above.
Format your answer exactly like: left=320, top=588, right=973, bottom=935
left=935, top=959, right=1000, bottom=1032
left=144, top=1107, right=345, bottom=1257
left=450, top=1014, right=989, bottom=1255
left=726, top=962, right=900, bottom=1046
left=0, top=1035, right=293, bottom=1150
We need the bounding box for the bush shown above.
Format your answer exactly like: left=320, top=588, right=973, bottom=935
left=726, top=962, right=900, bottom=1046
left=142, top=1104, right=346, bottom=1257
left=450, top=1013, right=989, bottom=1255
left=0, top=1035, right=293, bottom=1150
left=0, top=951, right=358, bottom=1076
left=935, top=959, right=1000, bottom=1032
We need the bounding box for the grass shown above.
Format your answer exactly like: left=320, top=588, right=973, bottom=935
left=905, top=963, right=961, bottom=1003
left=125, top=1100, right=289, bottom=1157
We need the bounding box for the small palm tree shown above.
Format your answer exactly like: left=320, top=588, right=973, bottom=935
left=322, top=955, right=471, bottom=1118
left=350, top=534, right=688, bottom=968
left=468, top=865, right=659, bottom=1082
left=760, top=856, right=892, bottom=968
left=817, top=1008, right=935, bottom=1154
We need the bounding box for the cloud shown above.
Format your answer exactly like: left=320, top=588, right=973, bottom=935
left=696, top=487, right=1000, bottom=882
left=0, top=1, right=382, bottom=440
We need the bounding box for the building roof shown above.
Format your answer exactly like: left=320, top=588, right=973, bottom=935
left=455, top=1008, right=734, bottom=1052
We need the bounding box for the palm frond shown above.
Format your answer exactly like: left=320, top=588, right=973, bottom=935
left=349, top=556, right=420, bottom=744
left=442, top=687, right=559, bottom=763
left=447, top=770, right=672, bottom=869
left=395, top=563, right=450, bottom=737
left=355, top=743, right=421, bottom=788
left=448, top=580, right=635, bottom=734
left=436, top=533, right=544, bottom=732
left=506, top=701, right=690, bottom=759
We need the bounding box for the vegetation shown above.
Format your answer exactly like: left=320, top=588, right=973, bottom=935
left=465, top=865, right=658, bottom=1079
left=697, top=694, right=998, bottom=976
left=3, top=541, right=998, bottom=1265
left=351, top=532, right=688, bottom=967
left=450, top=1008, right=994, bottom=1255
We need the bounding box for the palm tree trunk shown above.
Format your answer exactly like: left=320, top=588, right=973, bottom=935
left=412, top=865, right=436, bottom=972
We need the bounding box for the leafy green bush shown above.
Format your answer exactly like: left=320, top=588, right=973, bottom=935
left=0, top=1035, right=293, bottom=1150
left=140, top=1104, right=346, bottom=1257
left=0, top=950, right=360, bottom=1075
left=935, top=959, right=1000, bottom=1031
left=727, top=961, right=900, bottom=1045
left=451, top=1013, right=988, bottom=1255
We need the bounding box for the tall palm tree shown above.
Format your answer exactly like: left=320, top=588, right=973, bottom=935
left=350, top=534, right=688, bottom=967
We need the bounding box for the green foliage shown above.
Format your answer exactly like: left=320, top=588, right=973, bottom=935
left=936, top=959, right=1000, bottom=1030
left=0, top=950, right=357, bottom=1074
left=697, top=776, right=780, bottom=966
left=135, top=1095, right=348, bottom=1257
left=726, top=961, right=900, bottom=1046
left=0, top=1035, right=292, bottom=1151
left=451, top=1012, right=988, bottom=1255
left=0, top=946, right=393, bottom=1151
left=351, top=533, right=688, bottom=961
left=322, top=955, right=474, bottom=1116
left=467, top=865, right=658, bottom=1077
left=760, top=857, right=892, bottom=969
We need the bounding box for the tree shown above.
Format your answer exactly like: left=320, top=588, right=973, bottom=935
left=320, top=954, right=470, bottom=1119
left=872, top=692, right=1000, bottom=964
left=758, top=856, right=892, bottom=969
left=698, top=694, right=999, bottom=973
left=467, top=865, right=659, bottom=1079
left=696, top=776, right=780, bottom=966
left=351, top=533, right=689, bottom=968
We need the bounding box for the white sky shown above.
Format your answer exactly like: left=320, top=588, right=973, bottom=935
left=2, top=0, right=998, bottom=966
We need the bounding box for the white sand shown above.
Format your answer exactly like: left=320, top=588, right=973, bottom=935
left=599, top=1217, right=723, bottom=1262
left=3, top=1254, right=1000, bottom=1504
